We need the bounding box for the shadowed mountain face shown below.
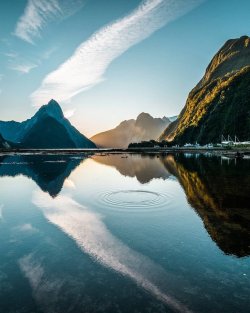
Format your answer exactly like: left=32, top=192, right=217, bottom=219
left=91, top=113, right=171, bottom=149
left=92, top=154, right=171, bottom=184
left=0, top=133, right=12, bottom=149
left=0, top=152, right=249, bottom=257
left=162, top=154, right=250, bottom=257
left=93, top=152, right=250, bottom=257
left=0, top=154, right=85, bottom=197
left=22, top=116, right=77, bottom=149
left=0, top=100, right=96, bottom=149
left=160, top=36, right=250, bottom=144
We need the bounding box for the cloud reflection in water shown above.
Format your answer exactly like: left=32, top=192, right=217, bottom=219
left=32, top=190, right=193, bottom=313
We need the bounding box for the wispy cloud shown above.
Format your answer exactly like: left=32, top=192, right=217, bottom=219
left=14, top=0, right=86, bottom=44
left=41, top=46, right=58, bottom=60
left=63, top=108, right=76, bottom=119
left=3, top=51, right=18, bottom=58
left=31, top=0, right=204, bottom=106
left=10, top=62, right=38, bottom=74
left=14, top=0, right=61, bottom=44
left=6, top=47, right=57, bottom=75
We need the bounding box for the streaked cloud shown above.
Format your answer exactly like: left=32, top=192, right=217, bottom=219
left=7, top=47, right=57, bottom=75
left=41, top=46, right=58, bottom=60
left=4, top=51, right=18, bottom=58
left=31, top=0, right=204, bottom=106
left=14, top=0, right=61, bottom=44
left=10, top=62, right=38, bottom=74
left=14, top=0, right=86, bottom=44
left=32, top=190, right=193, bottom=313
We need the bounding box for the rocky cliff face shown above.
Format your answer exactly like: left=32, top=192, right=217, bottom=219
left=160, top=36, right=250, bottom=144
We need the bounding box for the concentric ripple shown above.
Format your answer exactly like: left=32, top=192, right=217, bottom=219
left=98, top=189, right=172, bottom=213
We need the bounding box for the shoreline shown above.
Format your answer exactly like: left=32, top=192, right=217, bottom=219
left=0, top=147, right=249, bottom=156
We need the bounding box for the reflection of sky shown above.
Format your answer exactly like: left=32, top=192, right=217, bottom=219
left=32, top=190, right=193, bottom=313
left=0, top=175, right=35, bottom=212
left=0, top=156, right=250, bottom=312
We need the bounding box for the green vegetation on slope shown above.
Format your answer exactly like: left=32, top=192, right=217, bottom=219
left=160, top=36, right=250, bottom=144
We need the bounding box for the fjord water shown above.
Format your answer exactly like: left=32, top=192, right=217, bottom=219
left=0, top=153, right=249, bottom=313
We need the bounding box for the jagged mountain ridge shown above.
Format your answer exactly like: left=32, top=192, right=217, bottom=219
left=0, top=100, right=96, bottom=149
left=160, top=36, right=250, bottom=144
left=91, top=112, right=171, bottom=149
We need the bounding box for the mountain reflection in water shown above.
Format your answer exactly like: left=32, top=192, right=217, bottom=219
left=1, top=153, right=249, bottom=258
left=0, top=152, right=249, bottom=313
left=93, top=153, right=170, bottom=183
left=93, top=153, right=250, bottom=257
left=162, top=154, right=250, bottom=257
left=0, top=154, right=85, bottom=197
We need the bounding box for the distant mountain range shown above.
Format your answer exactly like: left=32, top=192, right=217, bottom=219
left=0, top=99, right=96, bottom=149
left=91, top=113, right=173, bottom=149
left=160, top=35, right=250, bottom=144
left=0, top=36, right=249, bottom=149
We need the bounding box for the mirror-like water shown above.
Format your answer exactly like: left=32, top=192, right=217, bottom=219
left=0, top=153, right=249, bottom=313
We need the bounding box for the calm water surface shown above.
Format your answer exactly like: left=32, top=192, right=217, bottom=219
left=0, top=153, right=249, bottom=313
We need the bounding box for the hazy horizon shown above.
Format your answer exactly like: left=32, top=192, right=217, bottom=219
left=0, top=0, right=250, bottom=137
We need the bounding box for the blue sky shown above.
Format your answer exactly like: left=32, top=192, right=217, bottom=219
left=0, top=0, right=249, bottom=136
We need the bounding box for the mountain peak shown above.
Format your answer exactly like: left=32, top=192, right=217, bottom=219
left=48, top=99, right=60, bottom=106
left=91, top=112, right=171, bottom=148
left=136, top=113, right=154, bottom=126
left=136, top=112, right=152, bottom=120
left=0, top=99, right=96, bottom=149
left=37, top=99, right=64, bottom=120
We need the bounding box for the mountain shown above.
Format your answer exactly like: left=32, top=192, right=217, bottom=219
left=0, top=133, right=13, bottom=149
left=160, top=36, right=250, bottom=144
left=21, top=115, right=78, bottom=149
left=91, top=113, right=171, bottom=149
left=0, top=99, right=96, bottom=149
